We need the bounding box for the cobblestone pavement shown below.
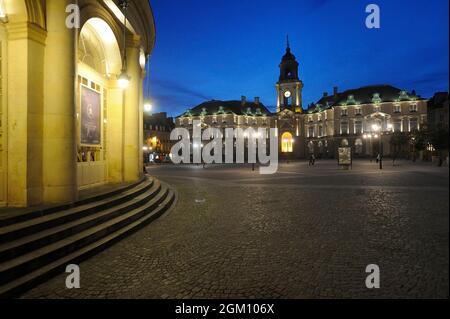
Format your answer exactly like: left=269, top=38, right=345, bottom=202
left=22, top=160, right=449, bottom=298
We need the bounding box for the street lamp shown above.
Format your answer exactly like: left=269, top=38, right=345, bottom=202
left=118, top=70, right=130, bottom=89
left=144, top=102, right=153, bottom=113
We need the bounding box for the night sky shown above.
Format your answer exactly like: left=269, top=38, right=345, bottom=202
left=144, top=0, right=449, bottom=117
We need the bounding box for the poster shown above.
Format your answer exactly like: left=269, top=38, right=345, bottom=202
left=338, top=147, right=352, bottom=165
left=80, top=85, right=101, bottom=145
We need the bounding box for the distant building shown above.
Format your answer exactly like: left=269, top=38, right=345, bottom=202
left=305, top=85, right=427, bottom=158
left=144, top=112, right=175, bottom=154
left=176, top=41, right=428, bottom=159
left=427, top=92, right=449, bottom=130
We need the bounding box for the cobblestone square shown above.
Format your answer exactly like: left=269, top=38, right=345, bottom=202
left=23, top=160, right=449, bottom=299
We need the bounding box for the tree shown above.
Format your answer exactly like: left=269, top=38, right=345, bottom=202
left=390, top=132, right=409, bottom=159
left=429, top=124, right=449, bottom=166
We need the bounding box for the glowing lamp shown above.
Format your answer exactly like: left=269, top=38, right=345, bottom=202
left=118, top=71, right=130, bottom=89
left=371, top=124, right=380, bottom=132
left=144, top=103, right=153, bottom=113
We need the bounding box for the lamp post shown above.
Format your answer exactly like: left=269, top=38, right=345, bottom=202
left=364, top=123, right=393, bottom=170
left=371, top=124, right=382, bottom=169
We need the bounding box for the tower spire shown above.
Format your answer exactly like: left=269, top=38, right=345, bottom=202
left=286, top=34, right=290, bottom=50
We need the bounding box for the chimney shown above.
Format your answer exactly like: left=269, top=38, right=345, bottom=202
left=323, top=92, right=328, bottom=98
left=241, top=95, right=246, bottom=106
left=333, top=86, right=338, bottom=96
left=254, top=97, right=260, bottom=105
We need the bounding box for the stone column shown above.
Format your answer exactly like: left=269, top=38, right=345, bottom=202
left=43, top=0, right=77, bottom=203
left=123, top=35, right=142, bottom=182
left=138, top=68, right=146, bottom=175
left=6, top=22, right=47, bottom=207
left=107, top=87, right=125, bottom=183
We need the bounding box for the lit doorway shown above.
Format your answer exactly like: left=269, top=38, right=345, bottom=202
left=281, top=132, right=294, bottom=153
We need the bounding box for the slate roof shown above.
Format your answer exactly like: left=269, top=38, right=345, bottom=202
left=308, top=85, right=423, bottom=113
left=178, top=100, right=273, bottom=117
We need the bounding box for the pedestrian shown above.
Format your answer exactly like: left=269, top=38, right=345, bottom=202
left=309, top=154, right=314, bottom=166
left=312, top=154, right=316, bottom=166
left=376, top=153, right=380, bottom=163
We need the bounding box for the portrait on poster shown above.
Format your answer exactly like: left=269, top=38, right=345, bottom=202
left=80, top=85, right=101, bottom=145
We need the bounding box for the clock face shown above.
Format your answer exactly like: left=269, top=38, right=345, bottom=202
left=284, top=90, right=292, bottom=98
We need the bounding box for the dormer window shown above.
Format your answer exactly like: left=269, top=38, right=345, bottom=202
left=372, top=93, right=382, bottom=104
left=246, top=107, right=252, bottom=115
left=218, top=106, right=225, bottom=114
left=399, top=90, right=409, bottom=101
left=346, top=95, right=356, bottom=105
left=394, top=103, right=401, bottom=113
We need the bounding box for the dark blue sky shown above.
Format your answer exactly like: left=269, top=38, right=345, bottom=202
left=144, top=0, right=449, bottom=117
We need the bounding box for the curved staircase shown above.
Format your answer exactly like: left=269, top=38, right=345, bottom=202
left=0, top=176, right=176, bottom=298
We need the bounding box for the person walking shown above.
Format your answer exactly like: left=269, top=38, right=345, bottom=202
left=309, top=154, right=315, bottom=166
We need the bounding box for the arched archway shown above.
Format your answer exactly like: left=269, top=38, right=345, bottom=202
left=308, top=141, right=314, bottom=154
left=355, top=138, right=363, bottom=154
left=79, top=17, right=122, bottom=76
left=2, top=0, right=45, bottom=27
left=77, top=17, right=123, bottom=188
left=281, top=132, right=294, bottom=153
left=341, top=139, right=349, bottom=147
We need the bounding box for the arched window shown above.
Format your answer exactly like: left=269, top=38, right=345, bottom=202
left=341, top=139, right=349, bottom=147
left=355, top=138, right=363, bottom=154
left=281, top=132, right=294, bottom=153
left=308, top=141, right=315, bottom=154
left=318, top=141, right=324, bottom=154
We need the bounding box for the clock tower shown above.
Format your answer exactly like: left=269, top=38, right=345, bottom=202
left=276, top=37, right=303, bottom=113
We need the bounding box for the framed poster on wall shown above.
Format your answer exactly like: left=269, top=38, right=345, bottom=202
left=80, top=85, right=101, bottom=146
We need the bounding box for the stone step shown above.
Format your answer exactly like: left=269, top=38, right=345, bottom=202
left=0, top=177, right=146, bottom=228
left=0, top=187, right=176, bottom=298
left=0, top=184, right=171, bottom=286
left=0, top=181, right=162, bottom=262
left=0, top=178, right=154, bottom=243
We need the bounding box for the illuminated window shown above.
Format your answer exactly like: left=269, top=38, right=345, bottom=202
left=281, top=132, right=294, bottom=153
left=409, top=104, right=418, bottom=113
left=409, top=118, right=418, bottom=131
left=355, top=139, right=363, bottom=154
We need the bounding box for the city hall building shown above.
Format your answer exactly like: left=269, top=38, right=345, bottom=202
left=0, top=0, right=155, bottom=207
left=176, top=42, right=428, bottom=160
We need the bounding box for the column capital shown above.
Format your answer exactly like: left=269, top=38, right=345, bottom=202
left=6, top=22, right=47, bottom=45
